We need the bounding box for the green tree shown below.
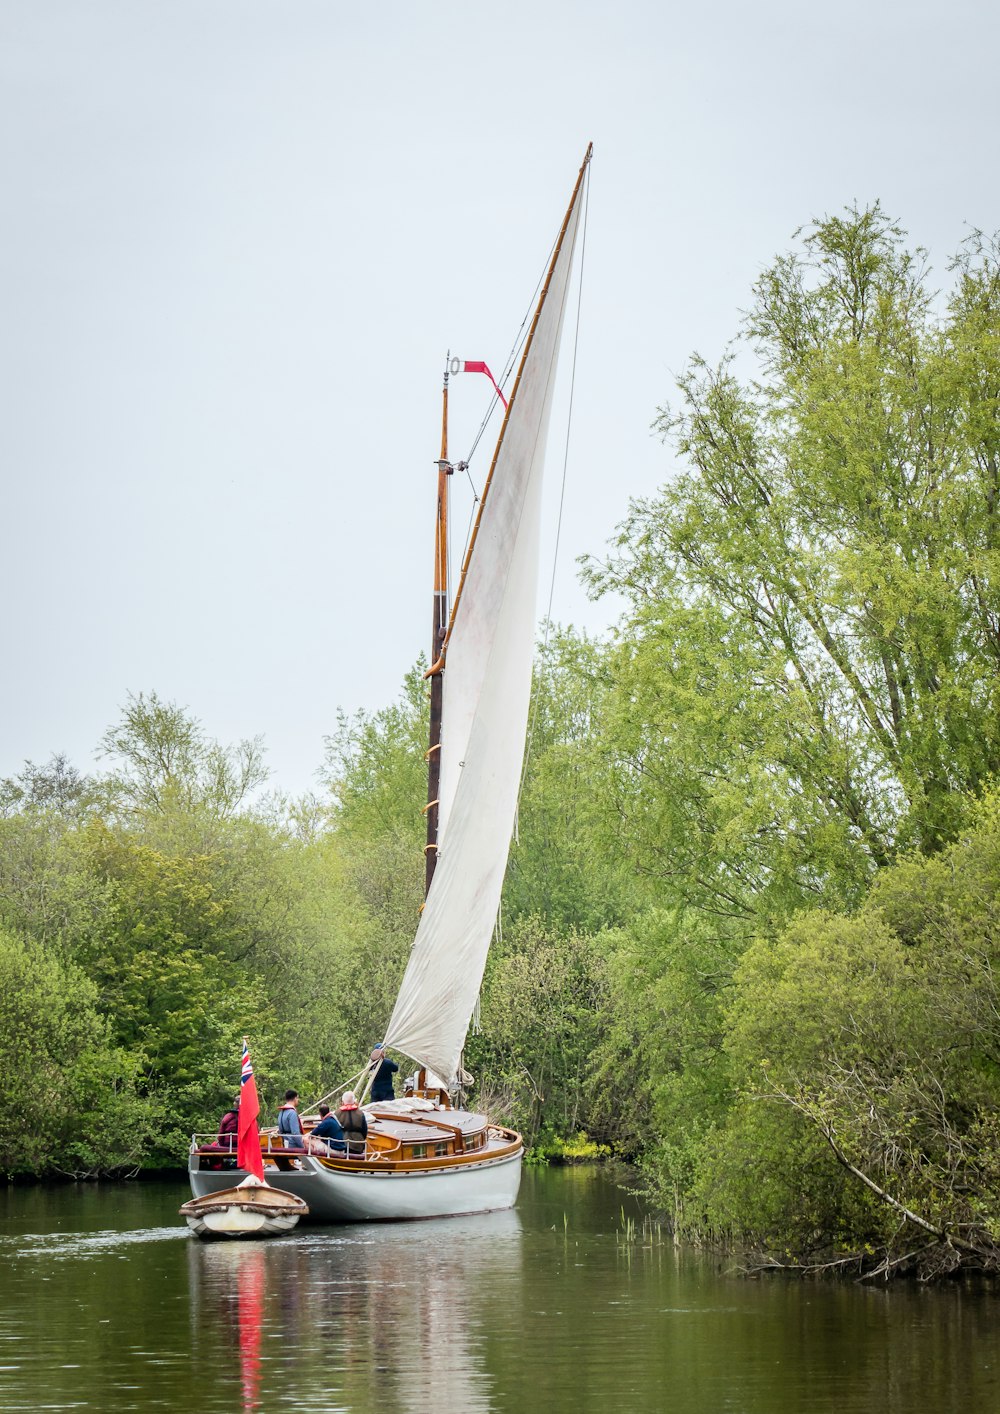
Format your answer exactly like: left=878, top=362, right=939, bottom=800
left=99, top=691, right=268, bottom=818
left=468, top=916, right=609, bottom=1145
left=0, top=696, right=420, bottom=1170
left=316, top=664, right=429, bottom=1054
left=0, top=928, right=157, bottom=1176
left=589, top=909, right=743, bottom=1223
left=584, top=206, right=1000, bottom=928
left=0, top=752, right=94, bottom=818
left=0, top=805, right=112, bottom=962
left=703, top=789, right=1000, bottom=1273
left=320, top=663, right=428, bottom=851
left=506, top=627, right=635, bottom=931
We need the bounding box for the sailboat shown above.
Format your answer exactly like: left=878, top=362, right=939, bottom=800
left=188, top=145, right=591, bottom=1221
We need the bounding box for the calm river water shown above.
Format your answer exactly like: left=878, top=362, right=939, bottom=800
left=0, top=1167, right=996, bottom=1413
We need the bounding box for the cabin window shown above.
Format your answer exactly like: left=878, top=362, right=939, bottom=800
left=434, top=1142, right=450, bottom=1156
left=410, top=1144, right=427, bottom=1158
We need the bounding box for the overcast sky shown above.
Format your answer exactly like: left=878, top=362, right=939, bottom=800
left=2, top=1, right=997, bottom=798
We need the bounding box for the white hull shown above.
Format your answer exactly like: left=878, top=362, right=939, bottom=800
left=190, top=1146, right=522, bottom=1223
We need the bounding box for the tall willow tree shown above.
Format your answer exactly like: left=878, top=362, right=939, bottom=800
left=585, top=208, right=1000, bottom=927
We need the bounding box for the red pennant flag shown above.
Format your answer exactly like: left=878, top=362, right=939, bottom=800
left=236, top=1039, right=265, bottom=1181
left=462, top=360, right=508, bottom=408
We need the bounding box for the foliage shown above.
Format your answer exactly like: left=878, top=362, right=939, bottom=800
left=506, top=627, right=636, bottom=931
left=0, top=927, right=157, bottom=1176
left=99, top=691, right=268, bottom=818
left=319, top=663, right=428, bottom=850
left=698, top=791, right=1000, bottom=1273
left=0, top=806, right=112, bottom=962
left=316, top=665, right=434, bottom=1066
left=589, top=910, right=743, bottom=1208
left=0, top=699, right=383, bottom=1164
left=583, top=205, right=1000, bottom=930
left=467, top=916, right=609, bottom=1144
left=528, top=1131, right=610, bottom=1164
left=0, top=752, right=95, bottom=818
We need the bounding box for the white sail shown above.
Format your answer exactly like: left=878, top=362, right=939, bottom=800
left=383, top=166, right=587, bottom=1084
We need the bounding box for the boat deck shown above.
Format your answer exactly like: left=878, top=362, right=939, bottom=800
left=191, top=1103, right=517, bottom=1174
left=188, top=1104, right=524, bottom=1222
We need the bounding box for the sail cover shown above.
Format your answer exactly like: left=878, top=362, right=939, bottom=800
left=383, top=166, right=587, bottom=1084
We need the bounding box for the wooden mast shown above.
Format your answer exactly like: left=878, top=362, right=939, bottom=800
left=424, top=358, right=451, bottom=897
left=416, top=361, right=452, bottom=1101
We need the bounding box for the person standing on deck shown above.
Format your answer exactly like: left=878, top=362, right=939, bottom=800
left=370, top=1045, right=399, bottom=1103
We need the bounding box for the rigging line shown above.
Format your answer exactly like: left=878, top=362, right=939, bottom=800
left=462, top=238, right=557, bottom=469
left=463, top=393, right=504, bottom=468
left=456, top=236, right=559, bottom=573
left=515, top=163, right=591, bottom=817
left=457, top=473, right=480, bottom=582
left=309, top=1063, right=370, bottom=1116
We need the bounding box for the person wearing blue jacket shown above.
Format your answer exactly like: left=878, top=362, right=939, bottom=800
left=310, top=1103, right=346, bottom=1154
left=370, top=1045, right=399, bottom=1103
left=276, top=1090, right=305, bottom=1150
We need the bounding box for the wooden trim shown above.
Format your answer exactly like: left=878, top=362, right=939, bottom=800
left=369, top=1109, right=469, bottom=1151
left=313, top=1132, right=522, bottom=1175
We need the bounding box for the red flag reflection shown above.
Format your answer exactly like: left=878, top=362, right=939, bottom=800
left=237, top=1246, right=266, bottom=1413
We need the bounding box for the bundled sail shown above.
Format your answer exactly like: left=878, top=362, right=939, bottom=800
left=384, top=155, right=589, bottom=1084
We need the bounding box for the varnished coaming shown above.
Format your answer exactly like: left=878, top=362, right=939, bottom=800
left=313, top=1126, right=521, bottom=1175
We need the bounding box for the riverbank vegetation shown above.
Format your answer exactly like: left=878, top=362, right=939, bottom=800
left=3, top=207, right=1000, bottom=1277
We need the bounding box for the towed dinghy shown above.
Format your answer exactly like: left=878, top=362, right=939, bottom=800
left=180, top=1174, right=308, bottom=1240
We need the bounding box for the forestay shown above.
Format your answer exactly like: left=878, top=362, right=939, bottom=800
left=383, top=162, right=588, bottom=1084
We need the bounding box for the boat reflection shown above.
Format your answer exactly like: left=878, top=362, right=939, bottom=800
left=187, top=1209, right=523, bottom=1413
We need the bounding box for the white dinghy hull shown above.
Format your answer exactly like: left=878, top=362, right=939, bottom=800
left=180, top=1175, right=308, bottom=1240
left=183, top=1206, right=303, bottom=1239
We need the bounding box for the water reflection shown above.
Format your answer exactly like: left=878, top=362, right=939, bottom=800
left=188, top=1210, right=522, bottom=1412
left=1, top=1176, right=999, bottom=1413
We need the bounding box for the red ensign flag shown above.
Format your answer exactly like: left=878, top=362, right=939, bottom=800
left=236, top=1039, right=265, bottom=1181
